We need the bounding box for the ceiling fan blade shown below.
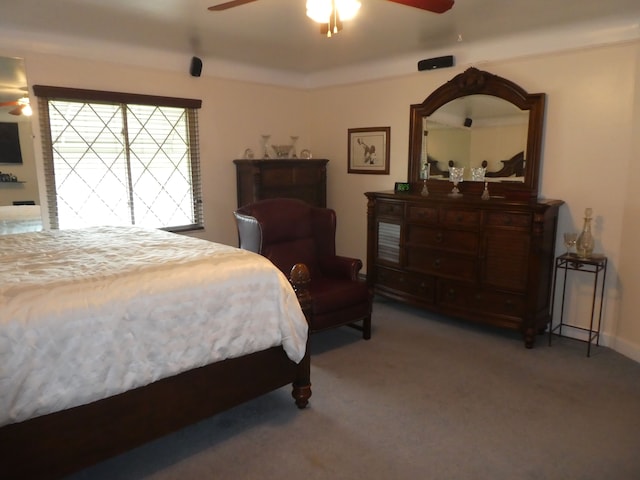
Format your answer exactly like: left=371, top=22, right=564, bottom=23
left=9, top=105, right=23, bottom=116
left=386, top=0, right=454, bottom=14
left=0, top=101, right=19, bottom=107
left=208, top=0, right=258, bottom=11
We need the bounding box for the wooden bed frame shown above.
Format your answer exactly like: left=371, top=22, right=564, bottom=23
left=0, top=269, right=312, bottom=480
left=483, top=151, right=525, bottom=178
left=426, top=155, right=454, bottom=178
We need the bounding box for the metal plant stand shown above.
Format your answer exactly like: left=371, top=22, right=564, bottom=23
left=549, top=253, right=607, bottom=357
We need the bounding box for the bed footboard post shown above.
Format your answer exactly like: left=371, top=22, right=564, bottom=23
left=290, top=263, right=312, bottom=409
left=290, top=262, right=312, bottom=316
left=292, top=353, right=311, bottom=409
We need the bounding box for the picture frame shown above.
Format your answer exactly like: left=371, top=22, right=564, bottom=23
left=348, top=127, right=390, bottom=174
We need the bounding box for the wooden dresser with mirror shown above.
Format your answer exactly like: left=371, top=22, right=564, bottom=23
left=366, top=68, right=563, bottom=348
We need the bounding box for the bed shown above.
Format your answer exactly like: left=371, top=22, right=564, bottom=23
left=0, top=204, right=43, bottom=234
left=0, top=226, right=311, bottom=479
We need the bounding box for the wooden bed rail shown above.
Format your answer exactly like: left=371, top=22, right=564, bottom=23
left=0, top=267, right=313, bottom=480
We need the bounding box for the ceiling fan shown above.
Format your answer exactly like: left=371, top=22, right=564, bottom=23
left=208, top=0, right=454, bottom=12
left=0, top=97, right=32, bottom=116
left=208, top=0, right=454, bottom=36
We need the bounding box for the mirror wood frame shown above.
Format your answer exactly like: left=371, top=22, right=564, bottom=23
left=408, top=67, right=546, bottom=200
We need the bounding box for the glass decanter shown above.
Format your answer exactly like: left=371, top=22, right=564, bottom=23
left=576, top=208, right=594, bottom=259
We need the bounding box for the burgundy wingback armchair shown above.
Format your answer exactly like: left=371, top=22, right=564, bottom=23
left=234, top=198, right=372, bottom=339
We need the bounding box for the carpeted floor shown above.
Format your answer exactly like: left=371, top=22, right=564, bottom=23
left=68, top=298, right=640, bottom=479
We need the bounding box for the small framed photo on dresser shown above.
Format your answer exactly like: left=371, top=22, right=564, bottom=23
left=348, top=127, right=390, bottom=174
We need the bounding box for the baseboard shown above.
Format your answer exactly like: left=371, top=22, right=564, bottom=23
left=554, top=327, right=640, bottom=363
left=602, top=332, right=640, bottom=363
left=367, top=277, right=640, bottom=365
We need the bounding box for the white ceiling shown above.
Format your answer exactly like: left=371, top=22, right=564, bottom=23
left=2, top=0, right=640, bottom=76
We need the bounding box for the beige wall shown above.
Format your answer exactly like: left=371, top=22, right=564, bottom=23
left=617, top=44, right=640, bottom=356
left=308, top=42, right=639, bottom=361
left=17, top=51, right=309, bottom=246
left=4, top=41, right=640, bottom=361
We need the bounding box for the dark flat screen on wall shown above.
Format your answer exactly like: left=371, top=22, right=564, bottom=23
left=0, top=122, right=22, bottom=164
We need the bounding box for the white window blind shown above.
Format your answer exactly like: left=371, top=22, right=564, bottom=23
left=34, top=86, right=203, bottom=231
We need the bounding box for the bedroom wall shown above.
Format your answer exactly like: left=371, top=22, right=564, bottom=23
left=7, top=50, right=309, bottom=244
left=2, top=40, right=639, bottom=362
left=305, top=42, right=640, bottom=361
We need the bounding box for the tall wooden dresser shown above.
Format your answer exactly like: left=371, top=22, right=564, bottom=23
left=234, top=158, right=328, bottom=207
left=367, top=67, right=563, bottom=348
left=365, top=192, right=562, bottom=347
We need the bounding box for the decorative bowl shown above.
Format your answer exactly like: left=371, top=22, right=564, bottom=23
left=271, top=144, right=292, bottom=158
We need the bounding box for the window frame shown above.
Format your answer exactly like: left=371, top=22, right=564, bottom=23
left=33, top=85, right=203, bottom=232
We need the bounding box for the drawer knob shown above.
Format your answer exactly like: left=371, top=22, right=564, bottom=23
left=433, top=258, right=441, bottom=268
left=435, top=232, right=443, bottom=243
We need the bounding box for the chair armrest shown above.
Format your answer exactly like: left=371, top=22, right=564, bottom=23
left=319, top=255, right=363, bottom=281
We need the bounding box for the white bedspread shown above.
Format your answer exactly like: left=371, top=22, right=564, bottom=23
left=0, top=226, right=308, bottom=427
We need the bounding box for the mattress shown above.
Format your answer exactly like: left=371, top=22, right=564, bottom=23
left=0, top=226, right=308, bottom=427
left=0, top=205, right=43, bottom=234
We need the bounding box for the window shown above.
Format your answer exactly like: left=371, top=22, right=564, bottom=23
left=34, top=86, right=203, bottom=231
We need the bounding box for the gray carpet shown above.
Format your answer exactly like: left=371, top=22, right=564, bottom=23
left=69, top=298, right=640, bottom=479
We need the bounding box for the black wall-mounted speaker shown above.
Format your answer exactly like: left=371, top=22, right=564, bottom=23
left=190, top=56, right=203, bottom=77
left=417, top=55, right=455, bottom=71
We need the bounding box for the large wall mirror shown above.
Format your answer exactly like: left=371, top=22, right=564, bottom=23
left=0, top=56, right=42, bottom=234
left=408, top=67, right=546, bottom=200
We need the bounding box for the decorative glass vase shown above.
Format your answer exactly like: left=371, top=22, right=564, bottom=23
left=448, top=166, right=464, bottom=197
left=471, top=166, right=486, bottom=182
left=576, top=208, right=595, bottom=259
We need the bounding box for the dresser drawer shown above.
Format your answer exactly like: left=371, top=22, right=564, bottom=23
left=441, top=208, right=481, bottom=228
left=376, top=267, right=435, bottom=302
left=376, top=200, right=404, bottom=218
left=407, top=205, right=438, bottom=224
left=438, top=280, right=526, bottom=317
left=485, top=211, right=532, bottom=229
left=406, top=225, right=479, bottom=253
left=261, top=166, right=320, bottom=187
left=406, top=249, right=476, bottom=281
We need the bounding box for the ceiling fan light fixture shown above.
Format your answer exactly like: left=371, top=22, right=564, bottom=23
left=306, top=0, right=361, bottom=24
left=18, top=96, right=32, bottom=116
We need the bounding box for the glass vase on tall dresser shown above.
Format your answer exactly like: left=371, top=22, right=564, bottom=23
left=576, top=208, right=595, bottom=259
